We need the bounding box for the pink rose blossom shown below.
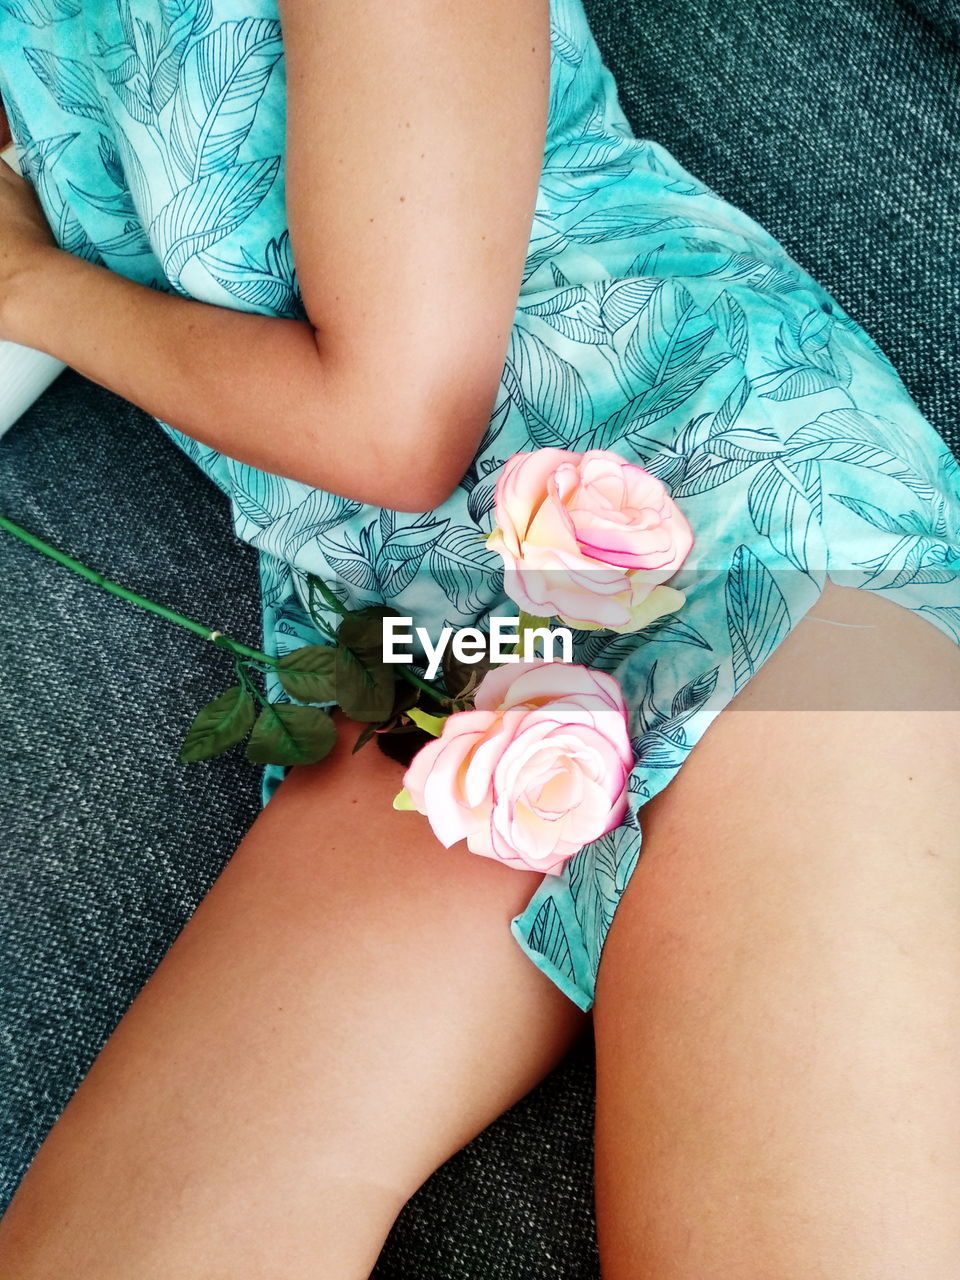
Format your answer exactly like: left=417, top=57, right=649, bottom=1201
left=402, top=660, right=634, bottom=874
left=486, top=448, right=693, bottom=632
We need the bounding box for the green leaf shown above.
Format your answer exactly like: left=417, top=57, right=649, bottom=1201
left=407, top=706, right=447, bottom=737
left=343, top=604, right=403, bottom=644
left=441, top=634, right=493, bottom=699
left=349, top=677, right=422, bottom=753
left=386, top=676, right=421, bottom=721
left=244, top=701, right=337, bottom=765
left=518, top=611, right=553, bottom=633
left=336, top=653, right=396, bottom=722
left=180, top=684, right=256, bottom=762
left=351, top=722, right=379, bottom=753
left=516, top=612, right=555, bottom=658
left=335, top=608, right=399, bottom=722
left=276, top=644, right=337, bottom=702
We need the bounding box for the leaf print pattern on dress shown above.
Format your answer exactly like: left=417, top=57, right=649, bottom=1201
left=88, top=2, right=283, bottom=295
left=23, top=47, right=106, bottom=122
left=168, top=18, right=283, bottom=181
left=0, top=0, right=78, bottom=25
left=201, top=230, right=305, bottom=317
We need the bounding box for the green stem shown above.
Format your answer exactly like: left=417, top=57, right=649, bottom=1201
left=0, top=511, right=278, bottom=666
left=234, top=656, right=274, bottom=710
left=397, top=665, right=449, bottom=705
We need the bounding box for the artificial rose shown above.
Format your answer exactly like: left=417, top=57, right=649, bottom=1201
left=401, top=660, right=633, bottom=874
left=485, top=447, right=693, bottom=632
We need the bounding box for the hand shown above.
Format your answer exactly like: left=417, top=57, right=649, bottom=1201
left=0, top=158, right=58, bottom=342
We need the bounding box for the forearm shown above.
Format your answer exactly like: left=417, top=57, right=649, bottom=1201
left=2, top=246, right=428, bottom=508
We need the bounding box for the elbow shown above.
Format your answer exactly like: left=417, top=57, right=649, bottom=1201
left=387, top=409, right=484, bottom=511
left=385, top=455, right=466, bottom=513
left=296, top=432, right=466, bottom=512
left=355, top=469, right=462, bottom=514
left=381, top=390, right=494, bottom=512
left=350, top=415, right=478, bottom=513
left=298, top=352, right=488, bottom=510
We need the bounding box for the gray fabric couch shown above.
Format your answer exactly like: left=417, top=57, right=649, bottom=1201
left=1, top=1, right=957, bottom=1274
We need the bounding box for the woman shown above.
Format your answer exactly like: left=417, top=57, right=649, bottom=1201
left=0, top=0, right=959, bottom=1275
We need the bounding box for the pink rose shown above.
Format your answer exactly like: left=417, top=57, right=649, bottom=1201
left=401, top=660, right=633, bottom=874
left=486, top=448, right=693, bottom=632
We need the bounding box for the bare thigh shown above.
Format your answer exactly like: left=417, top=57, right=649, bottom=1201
left=0, top=712, right=588, bottom=1279
left=592, top=580, right=960, bottom=1279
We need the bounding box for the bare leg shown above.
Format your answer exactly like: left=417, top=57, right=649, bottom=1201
left=0, top=712, right=588, bottom=1279
left=592, top=580, right=960, bottom=1279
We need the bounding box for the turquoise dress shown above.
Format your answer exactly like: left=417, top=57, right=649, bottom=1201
left=3, top=0, right=958, bottom=1012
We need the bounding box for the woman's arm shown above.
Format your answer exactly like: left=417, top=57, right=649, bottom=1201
left=1, top=236, right=433, bottom=509
left=0, top=2, right=550, bottom=512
